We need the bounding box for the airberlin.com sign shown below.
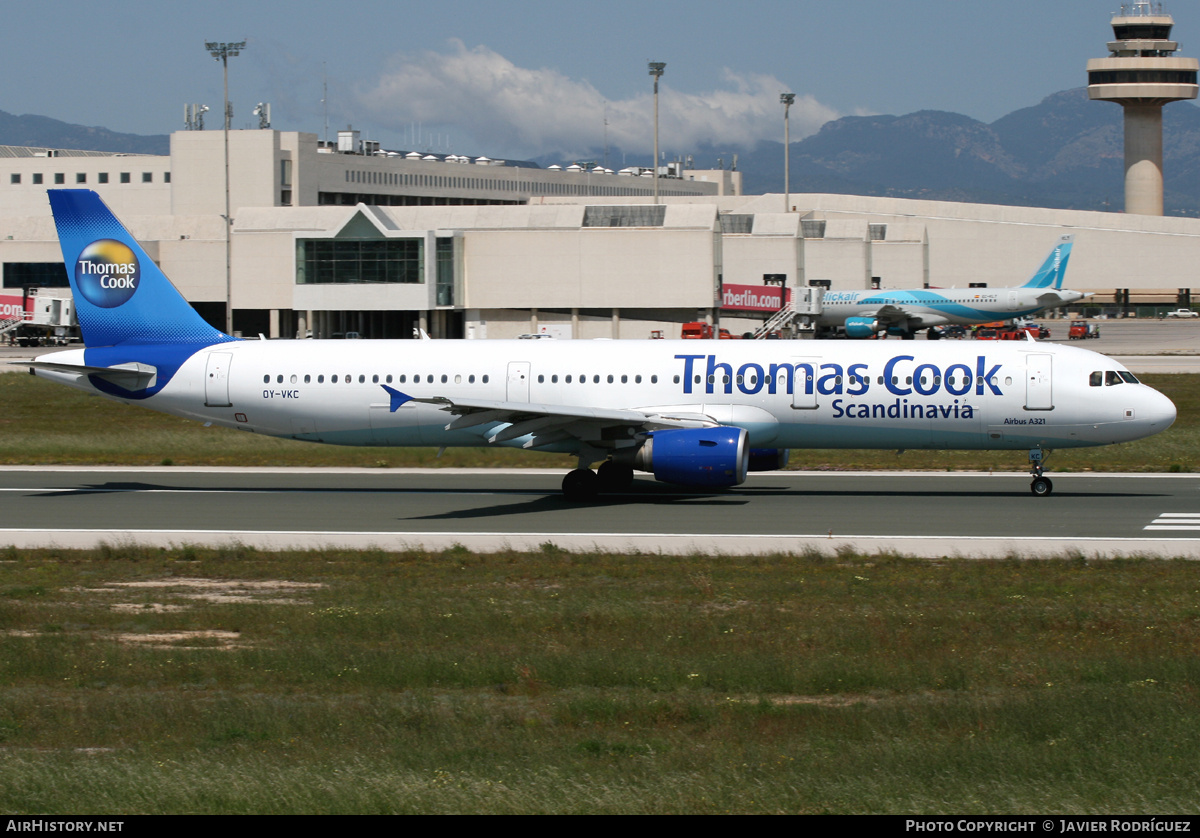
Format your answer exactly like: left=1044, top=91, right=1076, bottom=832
left=0, top=295, right=30, bottom=320
left=721, top=284, right=791, bottom=312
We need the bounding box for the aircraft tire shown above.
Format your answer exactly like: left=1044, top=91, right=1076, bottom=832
left=596, top=461, right=634, bottom=492
left=1030, top=476, right=1053, bottom=497
left=562, top=468, right=599, bottom=501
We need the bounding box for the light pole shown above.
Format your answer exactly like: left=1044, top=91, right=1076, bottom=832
left=206, top=40, right=245, bottom=335
left=648, top=62, right=665, bottom=204
left=780, top=93, right=795, bottom=211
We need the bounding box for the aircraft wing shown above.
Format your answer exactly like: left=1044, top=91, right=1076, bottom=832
left=382, top=386, right=714, bottom=448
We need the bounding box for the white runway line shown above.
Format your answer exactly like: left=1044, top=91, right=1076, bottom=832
left=1146, top=513, right=1200, bottom=531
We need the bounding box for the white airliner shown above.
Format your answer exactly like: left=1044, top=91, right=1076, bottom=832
left=818, top=234, right=1088, bottom=338
left=28, top=191, right=1175, bottom=499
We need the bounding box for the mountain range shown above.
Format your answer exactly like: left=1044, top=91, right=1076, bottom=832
left=704, top=88, right=1200, bottom=216
left=4, top=88, right=1200, bottom=216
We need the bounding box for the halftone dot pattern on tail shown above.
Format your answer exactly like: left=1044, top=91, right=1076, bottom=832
left=48, top=190, right=236, bottom=348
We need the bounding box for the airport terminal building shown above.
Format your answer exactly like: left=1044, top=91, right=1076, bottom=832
left=0, top=127, right=1196, bottom=340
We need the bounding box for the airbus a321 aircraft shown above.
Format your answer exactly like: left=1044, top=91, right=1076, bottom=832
left=29, top=191, right=1175, bottom=499
left=817, top=234, right=1087, bottom=338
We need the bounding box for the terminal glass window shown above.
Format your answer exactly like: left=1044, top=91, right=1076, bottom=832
left=801, top=219, right=826, bottom=239
left=582, top=205, right=666, bottom=227
left=719, top=214, right=754, bottom=234
left=296, top=238, right=425, bottom=284
left=435, top=236, right=457, bottom=306
left=3, top=263, right=69, bottom=289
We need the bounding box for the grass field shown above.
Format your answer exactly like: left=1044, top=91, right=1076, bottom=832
left=1, top=546, right=1198, bottom=814
left=0, top=374, right=1196, bottom=812
left=0, top=372, right=1194, bottom=472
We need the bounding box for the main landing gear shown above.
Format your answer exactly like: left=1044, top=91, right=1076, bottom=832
left=561, top=460, right=635, bottom=501
left=1029, top=448, right=1053, bottom=497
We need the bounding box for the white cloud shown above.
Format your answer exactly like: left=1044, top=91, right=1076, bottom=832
left=355, top=40, right=840, bottom=158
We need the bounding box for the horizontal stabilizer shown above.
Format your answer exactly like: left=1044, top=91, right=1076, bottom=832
left=17, top=360, right=158, bottom=390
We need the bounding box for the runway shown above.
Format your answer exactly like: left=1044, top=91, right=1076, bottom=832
left=0, top=467, right=1196, bottom=558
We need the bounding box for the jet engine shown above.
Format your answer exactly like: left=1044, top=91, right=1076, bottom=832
left=629, top=426, right=749, bottom=487
left=748, top=448, right=790, bottom=472
left=843, top=317, right=881, bottom=339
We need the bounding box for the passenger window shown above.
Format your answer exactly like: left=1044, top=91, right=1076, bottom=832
left=359, top=375, right=366, bottom=384
left=652, top=375, right=658, bottom=384
left=552, top=375, right=558, bottom=383
left=427, top=375, right=434, bottom=384
left=566, top=375, right=572, bottom=383
left=635, top=375, right=642, bottom=384
left=291, top=375, right=298, bottom=384
left=277, top=375, right=284, bottom=384
left=621, top=375, right=627, bottom=384
left=400, top=375, right=407, bottom=383
left=593, top=375, right=600, bottom=384
left=304, top=375, right=310, bottom=384
left=332, top=375, right=338, bottom=383
left=318, top=375, right=324, bottom=383
left=263, top=375, right=269, bottom=384
left=386, top=375, right=392, bottom=384
left=454, top=375, right=461, bottom=384
left=372, top=375, right=378, bottom=384
left=482, top=375, right=489, bottom=383
left=538, top=375, right=544, bottom=383
left=469, top=375, right=475, bottom=383
left=607, top=375, right=613, bottom=384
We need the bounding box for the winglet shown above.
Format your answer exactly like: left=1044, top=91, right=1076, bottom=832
left=381, top=384, right=413, bottom=412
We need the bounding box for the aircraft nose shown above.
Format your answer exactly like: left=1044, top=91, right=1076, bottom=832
left=1143, top=387, right=1176, bottom=433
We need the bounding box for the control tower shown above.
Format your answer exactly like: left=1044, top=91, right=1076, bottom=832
left=1087, top=2, right=1198, bottom=215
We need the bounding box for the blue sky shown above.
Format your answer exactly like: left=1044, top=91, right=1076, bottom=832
left=2, top=0, right=1167, bottom=160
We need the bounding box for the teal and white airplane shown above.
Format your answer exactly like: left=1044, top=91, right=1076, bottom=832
left=27, top=191, right=1174, bottom=498
left=819, top=234, right=1086, bottom=338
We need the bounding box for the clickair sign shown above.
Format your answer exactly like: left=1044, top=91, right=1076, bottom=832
left=74, top=239, right=140, bottom=308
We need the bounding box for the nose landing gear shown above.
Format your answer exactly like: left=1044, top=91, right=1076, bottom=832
left=1029, top=448, right=1053, bottom=496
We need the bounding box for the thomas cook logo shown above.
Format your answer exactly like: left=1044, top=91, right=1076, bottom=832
left=75, top=239, right=140, bottom=308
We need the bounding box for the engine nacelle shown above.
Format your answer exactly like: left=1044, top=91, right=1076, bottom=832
left=844, top=317, right=880, bottom=339
left=748, top=448, right=790, bottom=472
left=630, top=426, right=749, bottom=488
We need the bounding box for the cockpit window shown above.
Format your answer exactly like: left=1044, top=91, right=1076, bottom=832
left=1090, top=371, right=1103, bottom=387
left=1105, top=371, right=1124, bottom=386
left=1118, top=371, right=1139, bottom=384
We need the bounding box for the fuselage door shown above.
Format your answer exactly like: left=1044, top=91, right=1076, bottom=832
left=204, top=352, right=233, bottom=407
left=791, top=358, right=819, bottom=410
left=1025, top=353, right=1053, bottom=411
left=507, top=362, right=530, bottom=403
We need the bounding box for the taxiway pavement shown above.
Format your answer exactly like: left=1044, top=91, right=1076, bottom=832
left=0, top=467, right=1196, bottom=558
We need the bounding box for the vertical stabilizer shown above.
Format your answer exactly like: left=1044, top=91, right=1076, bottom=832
left=1021, top=234, right=1074, bottom=290
left=47, top=190, right=234, bottom=348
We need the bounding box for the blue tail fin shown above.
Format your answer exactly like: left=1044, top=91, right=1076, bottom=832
left=47, top=189, right=234, bottom=348
left=1021, top=234, right=1074, bottom=290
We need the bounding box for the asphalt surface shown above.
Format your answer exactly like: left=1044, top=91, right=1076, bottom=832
left=0, top=468, right=1195, bottom=558
left=3, top=319, right=1196, bottom=556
